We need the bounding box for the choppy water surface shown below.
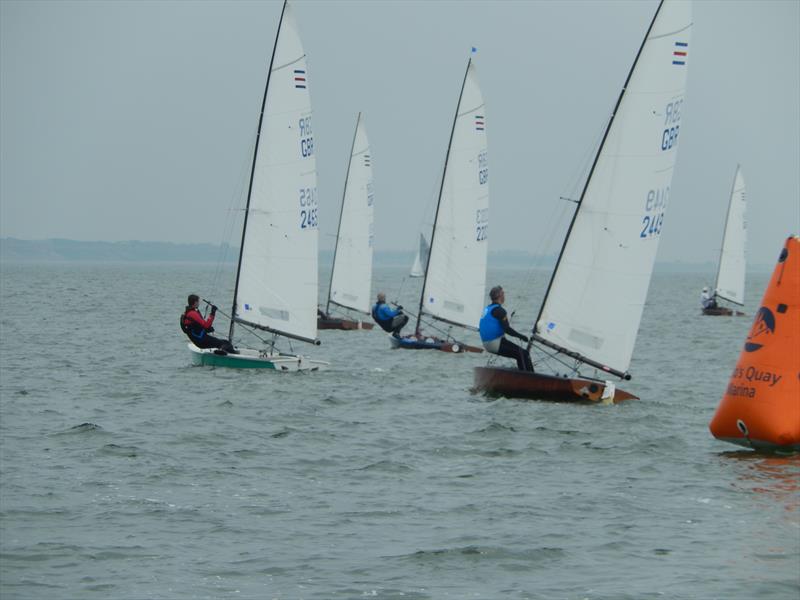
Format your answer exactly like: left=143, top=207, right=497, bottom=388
left=1, top=262, right=797, bottom=599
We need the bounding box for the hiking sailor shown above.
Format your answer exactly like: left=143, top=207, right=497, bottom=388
left=479, top=285, right=534, bottom=371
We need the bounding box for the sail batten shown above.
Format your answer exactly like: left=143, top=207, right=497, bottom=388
left=535, top=0, right=692, bottom=375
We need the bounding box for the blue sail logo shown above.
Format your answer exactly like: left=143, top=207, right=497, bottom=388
left=744, top=307, right=775, bottom=352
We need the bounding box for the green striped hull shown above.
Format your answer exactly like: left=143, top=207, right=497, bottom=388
left=187, top=344, right=327, bottom=371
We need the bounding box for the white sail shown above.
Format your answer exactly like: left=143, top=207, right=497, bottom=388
left=420, top=61, right=489, bottom=330
left=328, top=114, right=375, bottom=314
left=409, top=233, right=428, bottom=277
left=234, top=3, right=318, bottom=342
left=714, top=166, right=746, bottom=306
left=536, top=0, right=692, bottom=373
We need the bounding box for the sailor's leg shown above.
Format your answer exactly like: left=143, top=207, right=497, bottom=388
left=498, top=337, right=529, bottom=371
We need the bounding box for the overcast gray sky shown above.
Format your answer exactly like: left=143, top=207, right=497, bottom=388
left=1, top=0, right=798, bottom=266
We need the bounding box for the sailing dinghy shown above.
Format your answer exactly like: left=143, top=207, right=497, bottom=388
left=318, top=113, right=375, bottom=331
left=391, top=57, right=488, bottom=353
left=409, top=233, right=429, bottom=278
left=703, top=166, right=746, bottom=316
left=189, top=1, right=327, bottom=371
left=474, top=0, right=692, bottom=402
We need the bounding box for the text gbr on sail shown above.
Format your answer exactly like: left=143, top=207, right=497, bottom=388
left=661, top=99, right=682, bottom=151
left=478, top=151, right=488, bottom=185
left=299, top=116, right=314, bottom=158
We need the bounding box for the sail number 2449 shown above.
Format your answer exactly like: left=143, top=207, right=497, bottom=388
left=640, top=186, right=668, bottom=239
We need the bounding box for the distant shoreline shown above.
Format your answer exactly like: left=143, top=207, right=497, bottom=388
left=0, top=237, right=771, bottom=272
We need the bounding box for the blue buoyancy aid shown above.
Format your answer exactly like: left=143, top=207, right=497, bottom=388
left=372, top=302, right=397, bottom=328
left=479, top=303, right=504, bottom=342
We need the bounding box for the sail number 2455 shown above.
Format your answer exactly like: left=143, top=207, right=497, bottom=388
left=299, top=187, right=318, bottom=229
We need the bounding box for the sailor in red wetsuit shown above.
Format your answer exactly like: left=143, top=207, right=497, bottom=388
left=180, top=294, right=236, bottom=354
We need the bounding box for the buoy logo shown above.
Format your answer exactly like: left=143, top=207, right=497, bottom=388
left=744, top=307, right=776, bottom=352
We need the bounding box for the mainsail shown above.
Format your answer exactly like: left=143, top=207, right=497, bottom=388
left=409, top=233, right=428, bottom=277
left=417, top=60, right=489, bottom=331
left=231, top=2, right=319, bottom=344
left=327, top=113, right=375, bottom=315
left=534, top=0, right=692, bottom=375
left=713, top=166, right=746, bottom=306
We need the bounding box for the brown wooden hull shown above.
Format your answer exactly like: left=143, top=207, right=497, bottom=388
left=702, top=307, right=745, bottom=316
left=317, top=317, right=374, bottom=330
left=472, top=366, right=638, bottom=404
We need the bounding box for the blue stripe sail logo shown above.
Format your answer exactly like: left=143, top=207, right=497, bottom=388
left=294, top=69, right=307, bottom=89
left=364, top=154, right=371, bottom=167
left=672, top=42, right=688, bottom=66
left=475, top=115, right=485, bottom=132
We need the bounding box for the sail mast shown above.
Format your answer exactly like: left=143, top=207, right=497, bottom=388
left=229, top=0, right=288, bottom=342
left=415, top=57, right=472, bottom=334
left=529, top=0, right=666, bottom=361
left=325, top=112, right=362, bottom=315
left=713, top=164, right=740, bottom=299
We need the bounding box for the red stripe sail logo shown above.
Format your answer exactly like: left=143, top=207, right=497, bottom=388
left=294, top=69, right=307, bottom=89
left=672, top=42, right=688, bottom=66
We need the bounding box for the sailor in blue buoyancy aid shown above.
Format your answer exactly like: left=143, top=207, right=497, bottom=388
left=479, top=286, right=534, bottom=371
left=371, top=292, right=409, bottom=337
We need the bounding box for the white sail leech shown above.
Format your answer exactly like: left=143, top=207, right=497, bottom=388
left=420, top=61, right=489, bottom=331
left=328, top=114, right=375, bottom=315
left=409, top=233, right=428, bottom=277
left=713, top=166, right=746, bottom=306
left=234, top=3, right=319, bottom=343
left=536, top=0, right=692, bottom=374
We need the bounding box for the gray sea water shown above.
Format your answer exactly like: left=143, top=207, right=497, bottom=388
left=1, top=261, right=798, bottom=600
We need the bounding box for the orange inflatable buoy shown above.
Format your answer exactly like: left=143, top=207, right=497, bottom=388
left=709, top=235, right=800, bottom=451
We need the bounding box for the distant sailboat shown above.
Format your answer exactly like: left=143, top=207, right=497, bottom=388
left=189, top=0, right=327, bottom=371
left=391, top=57, right=488, bottom=353
left=474, top=0, right=691, bottom=402
left=318, top=113, right=375, bottom=330
left=703, top=165, right=746, bottom=316
left=409, top=233, right=429, bottom=278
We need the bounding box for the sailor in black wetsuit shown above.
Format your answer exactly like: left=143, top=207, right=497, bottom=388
left=479, top=286, right=534, bottom=371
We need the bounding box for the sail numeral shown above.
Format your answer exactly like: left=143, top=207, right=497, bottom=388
left=300, top=208, right=318, bottom=229
left=476, top=208, right=489, bottom=241
left=299, top=187, right=318, bottom=230
left=640, top=212, right=664, bottom=238
left=366, top=182, right=374, bottom=207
